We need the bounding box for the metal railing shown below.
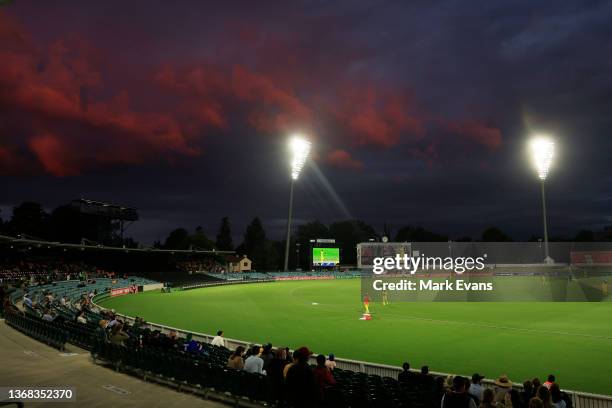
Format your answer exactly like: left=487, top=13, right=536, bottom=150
left=92, top=281, right=612, bottom=408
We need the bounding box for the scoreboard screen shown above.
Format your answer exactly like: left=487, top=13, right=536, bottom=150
left=312, top=247, right=340, bottom=266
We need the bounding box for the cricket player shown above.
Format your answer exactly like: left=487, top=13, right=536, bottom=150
left=363, top=294, right=370, bottom=314
left=382, top=290, right=389, bottom=306
left=602, top=279, right=609, bottom=297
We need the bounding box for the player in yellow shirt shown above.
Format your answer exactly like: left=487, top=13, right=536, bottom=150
left=382, top=290, right=389, bottom=306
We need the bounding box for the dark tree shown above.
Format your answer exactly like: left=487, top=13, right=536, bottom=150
left=240, top=217, right=267, bottom=269
left=191, top=226, right=214, bottom=250
left=329, top=220, right=378, bottom=265
left=395, top=226, right=448, bottom=242
left=481, top=227, right=513, bottom=242
left=216, top=217, right=234, bottom=251
left=163, top=228, right=191, bottom=250
left=7, top=202, right=49, bottom=238
left=264, top=240, right=282, bottom=271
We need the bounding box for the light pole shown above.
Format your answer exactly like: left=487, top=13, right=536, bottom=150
left=283, top=136, right=311, bottom=271
left=529, top=136, right=555, bottom=264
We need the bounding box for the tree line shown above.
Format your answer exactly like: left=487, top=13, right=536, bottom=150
left=1, top=201, right=611, bottom=271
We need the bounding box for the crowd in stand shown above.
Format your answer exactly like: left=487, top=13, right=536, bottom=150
left=178, top=259, right=225, bottom=274
left=0, top=259, right=116, bottom=285
left=393, top=362, right=572, bottom=408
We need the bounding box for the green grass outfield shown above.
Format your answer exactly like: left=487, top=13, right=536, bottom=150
left=101, top=279, right=612, bottom=396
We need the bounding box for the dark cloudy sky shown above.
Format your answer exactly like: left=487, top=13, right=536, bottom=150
left=1, top=0, right=611, bottom=243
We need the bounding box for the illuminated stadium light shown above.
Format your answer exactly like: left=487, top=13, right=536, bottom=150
left=289, top=136, right=311, bottom=180
left=529, top=135, right=555, bottom=264
left=284, top=135, right=312, bottom=271
left=530, top=137, right=555, bottom=180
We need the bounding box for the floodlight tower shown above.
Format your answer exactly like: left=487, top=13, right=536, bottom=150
left=283, top=136, right=311, bottom=271
left=529, top=136, right=555, bottom=264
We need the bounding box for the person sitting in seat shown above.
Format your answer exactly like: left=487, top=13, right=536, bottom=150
left=313, top=354, right=336, bottom=404
left=76, top=310, right=87, bottom=324
left=227, top=346, right=245, bottom=370
left=109, top=323, right=130, bottom=346
left=244, top=345, right=266, bottom=375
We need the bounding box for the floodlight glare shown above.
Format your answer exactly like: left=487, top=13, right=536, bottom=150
left=528, top=135, right=556, bottom=264
left=284, top=135, right=312, bottom=271
left=530, top=137, right=555, bottom=180
left=290, top=136, right=311, bottom=180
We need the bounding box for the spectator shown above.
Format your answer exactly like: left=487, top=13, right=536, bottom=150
left=109, top=323, right=129, bottom=346
left=480, top=389, right=496, bottom=408
left=442, top=376, right=477, bottom=408
left=530, top=398, right=544, bottom=408
left=434, top=376, right=447, bottom=403
left=494, top=375, right=513, bottom=406
left=283, top=350, right=300, bottom=379
left=532, top=379, right=542, bottom=397
left=398, top=362, right=417, bottom=384
left=260, top=343, right=274, bottom=371
left=537, top=386, right=552, bottom=408
left=325, top=353, right=337, bottom=371
left=521, top=381, right=534, bottom=406
left=419, top=365, right=435, bottom=390
left=469, top=373, right=485, bottom=403
left=508, top=389, right=522, bottom=408
left=42, top=309, right=55, bottom=321
left=211, top=330, right=226, bottom=348
left=550, top=384, right=566, bottom=408
left=313, top=354, right=336, bottom=404
left=446, top=375, right=456, bottom=390
left=184, top=333, right=202, bottom=354
left=244, top=345, right=266, bottom=375
left=76, top=311, right=87, bottom=324
left=267, top=348, right=288, bottom=406
left=543, top=375, right=555, bottom=390
left=227, top=346, right=245, bottom=370
left=23, top=293, right=32, bottom=308
left=285, top=347, right=317, bottom=408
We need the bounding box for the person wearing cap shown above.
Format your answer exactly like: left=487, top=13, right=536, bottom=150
left=469, top=373, right=485, bottom=403
left=494, top=374, right=513, bottom=406
left=286, top=346, right=317, bottom=408
left=441, top=376, right=477, bottom=408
